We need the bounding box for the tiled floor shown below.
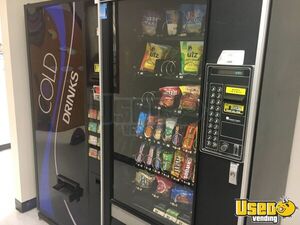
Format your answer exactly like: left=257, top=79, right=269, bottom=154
left=0, top=150, right=47, bottom=225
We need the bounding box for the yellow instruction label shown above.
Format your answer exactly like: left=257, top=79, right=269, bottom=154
left=225, top=86, right=246, bottom=96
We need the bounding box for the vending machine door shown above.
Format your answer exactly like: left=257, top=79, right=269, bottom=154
left=25, top=1, right=88, bottom=224
left=101, top=0, right=209, bottom=224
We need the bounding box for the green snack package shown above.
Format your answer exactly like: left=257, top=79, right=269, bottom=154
left=88, top=122, right=98, bottom=133
left=162, top=151, right=174, bottom=172
left=180, top=41, right=204, bottom=75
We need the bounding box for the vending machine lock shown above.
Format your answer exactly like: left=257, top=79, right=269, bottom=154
left=229, top=162, right=239, bottom=185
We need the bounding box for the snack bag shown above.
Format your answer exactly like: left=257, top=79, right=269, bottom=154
left=159, top=86, right=181, bottom=108
left=162, top=151, right=174, bottom=172
left=180, top=41, right=203, bottom=75
left=146, top=145, right=156, bottom=166
left=180, top=4, right=206, bottom=34
left=172, top=124, right=185, bottom=147
left=136, top=112, right=148, bottom=136
left=179, top=86, right=201, bottom=111
left=140, top=43, right=171, bottom=72
left=163, top=117, right=178, bottom=142
left=170, top=185, right=194, bottom=205
left=154, top=146, right=163, bottom=170
left=136, top=142, right=146, bottom=164
left=153, top=118, right=165, bottom=140
left=135, top=170, right=155, bottom=189
left=171, top=150, right=185, bottom=178
left=166, top=10, right=179, bottom=36
left=180, top=155, right=194, bottom=181
left=182, top=123, right=198, bottom=151
left=144, top=115, right=157, bottom=138
left=142, top=10, right=160, bottom=36
left=155, top=176, right=174, bottom=196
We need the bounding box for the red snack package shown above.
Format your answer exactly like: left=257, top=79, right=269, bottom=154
left=182, top=123, right=198, bottom=151
left=155, top=176, right=174, bottom=196
left=180, top=156, right=194, bottom=180
left=159, top=86, right=181, bottom=108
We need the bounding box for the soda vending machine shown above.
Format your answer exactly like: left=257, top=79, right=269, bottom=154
left=25, top=0, right=101, bottom=224
left=100, top=0, right=300, bottom=224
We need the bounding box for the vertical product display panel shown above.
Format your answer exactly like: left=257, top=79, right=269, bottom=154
left=110, top=0, right=208, bottom=224
left=25, top=1, right=88, bottom=224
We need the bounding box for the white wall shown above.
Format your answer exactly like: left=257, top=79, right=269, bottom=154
left=0, top=0, right=47, bottom=203
left=282, top=98, right=300, bottom=225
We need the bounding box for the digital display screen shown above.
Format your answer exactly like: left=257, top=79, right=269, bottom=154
left=225, top=86, right=247, bottom=96
left=211, top=68, right=249, bottom=76
left=224, top=103, right=244, bottom=115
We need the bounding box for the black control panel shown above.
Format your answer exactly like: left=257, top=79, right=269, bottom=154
left=201, top=64, right=253, bottom=162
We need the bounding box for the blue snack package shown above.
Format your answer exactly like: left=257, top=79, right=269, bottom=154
left=171, top=185, right=193, bottom=205
left=180, top=4, right=206, bottom=34
left=136, top=112, right=148, bottom=136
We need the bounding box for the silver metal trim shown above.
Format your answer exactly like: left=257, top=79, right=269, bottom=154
left=112, top=204, right=150, bottom=225
left=97, top=1, right=105, bottom=225
left=238, top=0, right=272, bottom=224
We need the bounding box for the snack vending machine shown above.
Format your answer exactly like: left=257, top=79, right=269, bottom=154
left=25, top=0, right=101, bottom=224
left=100, top=0, right=300, bottom=224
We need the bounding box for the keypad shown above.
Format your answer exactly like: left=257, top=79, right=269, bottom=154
left=206, top=84, right=223, bottom=150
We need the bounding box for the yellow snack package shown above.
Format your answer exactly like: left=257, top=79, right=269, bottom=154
left=180, top=41, right=203, bottom=75
left=140, top=43, right=170, bottom=72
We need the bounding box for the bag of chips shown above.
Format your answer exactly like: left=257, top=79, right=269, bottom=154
left=179, top=86, right=201, bottom=111
left=140, top=43, right=171, bottom=72
left=180, top=4, right=206, bottom=34
left=141, top=10, right=160, bottom=36
left=171, top=185, right=194, bottom=205
left=135, top=170, right=155, bottom=189
left=159, top=86, right=181, bottom=108
left=180, top=41, right=203, bottom=75
left=155, top=176, right=174, bottom=196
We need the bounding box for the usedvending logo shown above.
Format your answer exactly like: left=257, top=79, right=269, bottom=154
left=235, top=198, right=297, bottom=224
